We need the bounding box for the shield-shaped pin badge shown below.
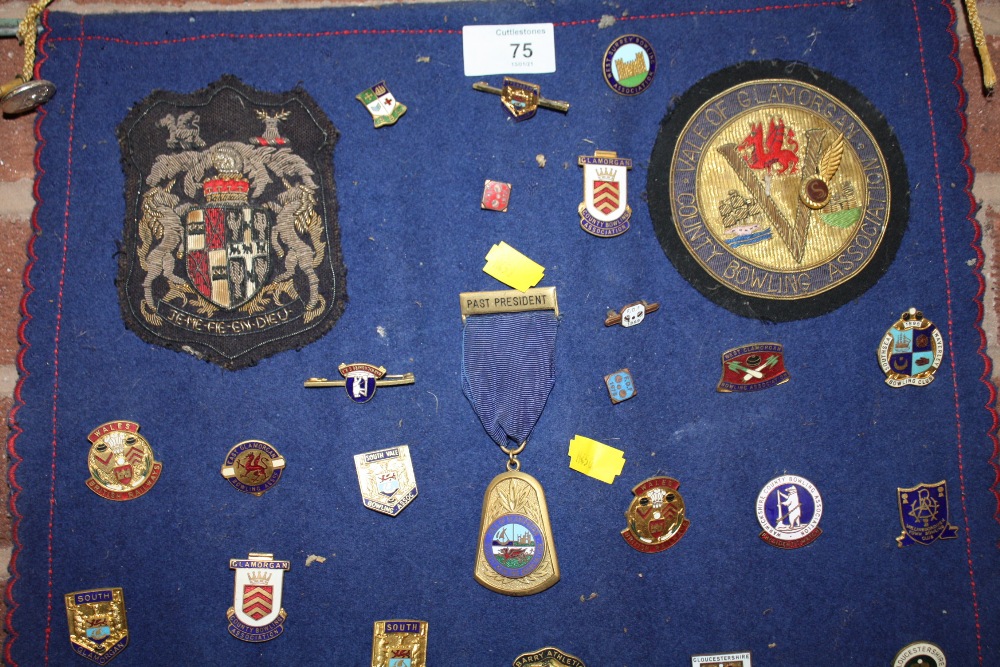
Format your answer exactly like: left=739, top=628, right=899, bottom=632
left=227, top=553, right=290, bottom=642
left=64, top=588, right=129, bottom=664
left=372, top=620, right=428, bottom=667
left=500, top=77, right=541, bottom=121
left=578, top=150, right=633, bottom=237
left=354, top=445, right=418, bottom=516
left=896, top=481, right=959, bottom=547
left=339, top=362, right=387, bottom=403
left=118, top=76, right=346, bottom=370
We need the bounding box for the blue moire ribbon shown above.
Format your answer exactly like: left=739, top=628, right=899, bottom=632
left=462, top=311, right=559, bottom=448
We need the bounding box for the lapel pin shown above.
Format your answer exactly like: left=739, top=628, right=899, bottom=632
left=622, top=477, right=690, bottom=553
left=227, top=552, right=290, bottom=642
left=578, top=150, right=632, bottom=237
left=371, top=620, right=428, bottom=667
left=603, top=34, right=656, bottom=96
left=878, top=308, right=944, bottom=387
left=221, top=440, right=286, bottom=496
left=717, top=343, right=790, bottom=393
left=472, top=77, right=570, bottom=121
left=64, top=588, right=129, bottom=664
left=605, top=300, right=659, bottom=327
left=354, top=445, right=418, bottom=516
left=357, top=81, right=407, bottom=127
left=896, top=481, right=959, bottom=547
left=482, top=180, right=512, bottom=212
left=514, top=647, right=586, bottom=666
left=304, top=363, right=415, bottom=403
left=756, top=475, right=823, bottom=549
left=85, top=421, right=162, bottom=501
left=604, top=368, right=636, bottom=404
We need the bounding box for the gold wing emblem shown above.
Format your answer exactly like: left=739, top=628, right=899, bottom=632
left=818, top=132, right=845, bottom=183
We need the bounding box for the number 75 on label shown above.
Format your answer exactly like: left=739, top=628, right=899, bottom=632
left=462, top=23, right=556, bottom=76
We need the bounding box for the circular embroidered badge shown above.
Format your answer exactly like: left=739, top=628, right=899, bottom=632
left=893, top=642, right=946, bottom=667
left=756, top=475, right=823, bottom=549
left=483, top=514, right=545, bottom=578
left=621, top=476, right=690, bottom=553
left=603, top=35, right=656, bottom=96
left=85, top=421, right=163, bottom=501
left=221, top=440, right=286, bottom=497
left=647, top=61, right=908, bottom=321
left=878, top=308, right=944, bottom=387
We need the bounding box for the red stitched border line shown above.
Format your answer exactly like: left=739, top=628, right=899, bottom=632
left=42, top=0, right=858, bottom=46
left=915, top=0, right=984, bottom=664
left=1, top=8, right=53, bottom=664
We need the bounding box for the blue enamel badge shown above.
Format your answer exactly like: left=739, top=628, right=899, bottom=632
left=605, top=368, right=636, bottom=404
left=896, top=481, right=959, bottom=547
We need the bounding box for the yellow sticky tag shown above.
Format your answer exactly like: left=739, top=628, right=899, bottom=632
left=568, top=435, right=626, bottom=484
left=482, top=242, right=545, bottom=292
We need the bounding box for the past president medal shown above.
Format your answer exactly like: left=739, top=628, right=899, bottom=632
left=647, top=61, right=907, bottom=321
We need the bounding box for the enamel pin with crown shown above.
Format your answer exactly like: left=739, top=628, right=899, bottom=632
left=227, top=552, right=290, bottom=642
left=621, top=476, right=690, bottom=553
left=878, top=308, right=944, bottom=387
left=578, top=150, right=633, bottom=237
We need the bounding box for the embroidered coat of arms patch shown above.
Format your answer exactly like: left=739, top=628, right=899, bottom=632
left=117, top=76, right=346, bottom=369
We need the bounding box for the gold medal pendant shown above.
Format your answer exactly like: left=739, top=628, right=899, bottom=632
left=475, top=467, right=559, bottom=596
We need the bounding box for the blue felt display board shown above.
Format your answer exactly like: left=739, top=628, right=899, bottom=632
left=7, top=1, right=1000, bottom=664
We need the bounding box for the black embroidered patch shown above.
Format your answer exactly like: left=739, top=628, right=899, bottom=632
left=646, top=61, right=908, bottom=321
left=117, top=76, right=346, bottom=368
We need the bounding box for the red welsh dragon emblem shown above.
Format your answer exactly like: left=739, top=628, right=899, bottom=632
left=739, top=118, right=799, bottom=174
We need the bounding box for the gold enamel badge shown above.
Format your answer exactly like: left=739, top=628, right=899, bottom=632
left=221, top=440, right=286, bottom=496
left=85, top=421, right=162, bottom=501
left=514, top=647, right=587, bottom=666
left=622, top=477, right=690, bottom=552
left=354, top=445, right=418, bottom=516
left=647, top=62, right=907, bottom=321
left=878, top=308, right=944, bottom=387
left=371, top=620, right=428, bottom=667
left=64, top=588, right=129, bottom=664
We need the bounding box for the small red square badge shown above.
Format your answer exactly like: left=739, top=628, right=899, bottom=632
left=481, top=180, right=512, bottom=212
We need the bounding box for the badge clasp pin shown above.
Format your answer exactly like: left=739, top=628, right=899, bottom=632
left=472, top=77, right=570, bottom=121
left=304, top=363, right=415, bottom=403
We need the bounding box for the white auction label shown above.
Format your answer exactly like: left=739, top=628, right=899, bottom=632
left=462, top=23, right=556, bottom=76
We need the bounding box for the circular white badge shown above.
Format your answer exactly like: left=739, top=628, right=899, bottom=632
left=892, top=641, right=946, bottom=667
left=756, top=475, right=823, bottom=548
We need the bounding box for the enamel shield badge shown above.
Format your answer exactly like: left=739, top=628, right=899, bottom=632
left=64, top=588, right=129, bottom=664
left=227, top=553, right=290, bottom=642
left=896, top=481, right=959, bottom=547
left=647, top=61, right=908, bottom=321
left=372, top=620, right=428, bottom=667
left=878, top=308, right=944, bottom=387
left=354, top=445, right=418, bottom=516
left=118, top=76, right=345, bottom=369
left=578, top=150, right=633, bottom=237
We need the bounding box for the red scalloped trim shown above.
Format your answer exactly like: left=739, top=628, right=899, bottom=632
left=4, top=9, right=53, bottom=666
left=915, top=1, right=989, bottom=664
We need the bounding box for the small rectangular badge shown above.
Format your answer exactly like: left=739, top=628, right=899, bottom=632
left=691, top=652, right=752, bottom=666
left=462, top=23, right=556, bottom=76
left=372, top=619, right=428, bottom=667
